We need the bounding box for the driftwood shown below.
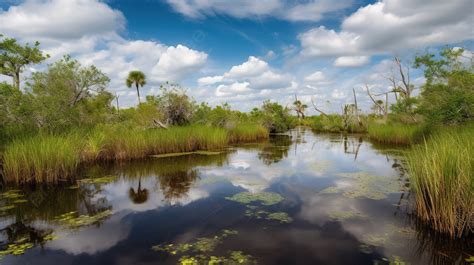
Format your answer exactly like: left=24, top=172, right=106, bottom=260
left=151, top=119, right=168, bottom=129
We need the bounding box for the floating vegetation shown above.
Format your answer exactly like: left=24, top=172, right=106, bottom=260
left=358, top=243, right=373, bottom=254
left=320, top=186, right=340, bottom=194
left=373, top=255, right=408, bottom=265
left=362, top=224, right=414, bottom=248
left=178, top=251, right=256, bottom=265
left=0, top=205, right=15, bottom=211
left=0, top=190, right=24, bottom=199
left=152, top=230, right=254, bottom=263
left=198, top=176, right=230, bottom=186
left=266, top=212, right=293, bottom=224
left=226, top=192, right=283, bottom=206
left=310, top=160, right=331, bottom=175
left=244, top=206, right=293, bottom=224
left=0, top=232, right=57, bottom=258
left=151, top=151, right=223, bottom=159
left=54, top=210, right=112, bottom=228
left=328, top=211, right=368, bottom=221
left=78, top=175, right=117, bottom=184
left=332, top=172, right=402, bottom=200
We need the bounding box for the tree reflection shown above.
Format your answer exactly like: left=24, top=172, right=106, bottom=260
left=157, top=170, right=199, bottom=202
left=128, top=177, right=149, bottom=204
left=257, top=135, right=292, bottom=165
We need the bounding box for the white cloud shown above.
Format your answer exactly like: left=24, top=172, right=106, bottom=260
left=152, top=45, right=208, bottom=82
left=165, top=0, right=351, bottom=22
left=0, top=0, right=209, bottom=107
left=0, top=0, right=124, bottom=40
left=334, top=56, right=370, bottom=67
left=305, top=71, right=326, bottom=82
left=299, top=0, right=474, bottom=57
left=198, top=75, right=224, bottom=86
left=224, top=56, right=269, bottom=79
left=215, top=82, right=251, bottom=97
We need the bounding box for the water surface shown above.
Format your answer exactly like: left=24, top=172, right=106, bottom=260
left=0, top=128, right=471, bottom=264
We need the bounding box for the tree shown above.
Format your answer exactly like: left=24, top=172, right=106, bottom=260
left=155, top=83, right=196, bottom=125
left=126, top=70, right=146, bottom=104
left=0, top=36, right=48, bottom=90
left=293, top=95, right=307, bottom=119
left=129, top=177, right=148, bottom=204
left=414, top=48, right=474, bottom=125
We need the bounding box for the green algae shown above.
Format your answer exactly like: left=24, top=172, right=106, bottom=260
left=244, top=205, right=293, bottom=224
left=0, top=232, right=57, bottom=258
left=78, top=175, right=117, bottom=184
left=333, top=172, right=402, bottom=200
left=152, top=229, right=238, bottom=255
left=55, top=210, right=112, bottom=228
left=151, top=151, right=223, bottom=159
left=310, top=160, right=332, bottom=174
left=320, top=186, right=340, bottom=194
left=178, top=251, right=256, bottom=265
left=266, top=212, right=293, bottom=223
left=226, top=192, right=283, bottom=206
left=328, top=211, right=368, bottom=221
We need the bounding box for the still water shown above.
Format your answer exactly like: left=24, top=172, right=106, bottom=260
left=0, top=128, right=471, bottom=264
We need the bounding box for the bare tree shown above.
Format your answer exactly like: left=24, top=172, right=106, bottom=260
left=310, top=97, right=328, bottom=117
left=366, top=84, right=389, bottom=121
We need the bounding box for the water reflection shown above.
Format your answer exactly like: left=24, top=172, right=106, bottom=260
left=0, top=128, right=471, bottom=264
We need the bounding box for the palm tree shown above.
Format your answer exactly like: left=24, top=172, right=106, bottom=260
left=126, top=70, right=146, bottom=104
left=128, top=177, right=149, bottom=204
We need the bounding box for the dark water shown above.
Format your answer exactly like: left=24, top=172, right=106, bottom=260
left=0, top=128, right=472, bottom=265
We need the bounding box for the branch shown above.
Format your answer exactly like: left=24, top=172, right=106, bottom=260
left=311, top=98, right=328, bottom=117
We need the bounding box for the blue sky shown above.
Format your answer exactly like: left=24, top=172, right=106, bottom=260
left=1, top=0, right=473, bottom=112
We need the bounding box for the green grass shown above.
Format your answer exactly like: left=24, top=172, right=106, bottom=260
left=368, top=123, right=427, bottom=145
left=228, top=123, right=269, bottom=143
left=407, top=125, right=473, bottom=237
left=3, top=124, right=268, bottom=183
left=3, top=134, right=83, bottom=183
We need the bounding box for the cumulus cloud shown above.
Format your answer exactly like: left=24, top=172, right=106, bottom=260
left=224, top=56, right=269, bottom=79
left=299, top=0, right=474, bottom=57
left=333, top=56, right=370, bottom=67
left=0, top=0, right=209, bottom=107
left=165, top=0, right=351, bottom=22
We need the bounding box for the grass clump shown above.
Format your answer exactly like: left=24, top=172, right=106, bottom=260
left=407, top=125, right=473, bottom=238
left=368, top=123, right=427, bottom=145
left=3, top=134, right=83, bottom=183
left=228, top=123, right=269, bottom=143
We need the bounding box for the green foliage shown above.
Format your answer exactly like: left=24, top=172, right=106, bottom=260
left=151, top=83, right=196, bottom=125
left=227, top=123, right=268, bottom=143
left=407, top=124, right=473, bottom=237
left=0, top=35, right=49, bottom=89
left=126, top=70, right=146, bottom=103
left=250, top=100, right=295, bottom=133
left=414, top=48, right=474, bottom=125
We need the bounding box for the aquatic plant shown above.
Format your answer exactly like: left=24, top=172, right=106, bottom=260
left=244, top=205, right=293, bottom=224
left=335, top=172, right=402, bottom=200
left=368, top=123, right=427, bottom=145
left=266, top=212, right=293, bottom=224
left=407, top=126, right=473, bottom=238
left=328, top=211, right=368, bottom=221
left=225, top=192, right=284, bottom=206
left=54, top=210, right=112, bottom=229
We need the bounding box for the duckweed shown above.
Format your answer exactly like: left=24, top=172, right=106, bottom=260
left=244, top=206, right=293, bottom=224
left=226, top=192, right=283, bottom=206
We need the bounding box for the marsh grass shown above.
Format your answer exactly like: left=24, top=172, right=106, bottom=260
left=228, top=123, right=268, bottom=143
left=3, top=134, right=83, bottom=183
left=368, top=123, right=427, bottom=145
left=407, top=126, right=473, bottom=237
left=3, top=124, right=267, bottom=183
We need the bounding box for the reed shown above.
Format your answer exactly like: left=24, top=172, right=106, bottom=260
left=228, top=123, right=269, bottom=143
left=3, top=134, right=83, bottom=183
left=3, top=124, right=267, bottom=183
left=368, top=123, right=426, bottom=145
left=407, top=126, right=473, bottom=237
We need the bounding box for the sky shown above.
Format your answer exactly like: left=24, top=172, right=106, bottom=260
left=0, top=0, right=473, bottom=113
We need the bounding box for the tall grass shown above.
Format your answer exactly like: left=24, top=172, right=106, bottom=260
left=407, top=126, right=473, bottom=237
left=3, top=124, right=267, bottom=183
left=3, top=134, right=83, bottom=183
left=368, top=123, right=426, bottom=145
left=228, top=123, right=268, bottom=143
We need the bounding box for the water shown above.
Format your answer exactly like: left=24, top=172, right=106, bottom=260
left=0, top=128, right=471, bottom=264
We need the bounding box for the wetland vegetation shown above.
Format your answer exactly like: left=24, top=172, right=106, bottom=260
left=0, top=36, right=473, bottom=264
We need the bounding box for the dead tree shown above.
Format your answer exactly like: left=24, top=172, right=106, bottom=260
left=366, top=84, right=389, bottom=121
left=352, top=88, right=362, bottom=126
left=310, top=97, right=328, bottom=117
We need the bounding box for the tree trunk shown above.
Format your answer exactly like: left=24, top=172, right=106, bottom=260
left=13, top=71, right=20, bottom=90
left=136, top=83, right=141, bottom=104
